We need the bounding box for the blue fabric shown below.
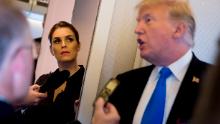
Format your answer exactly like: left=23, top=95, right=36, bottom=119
left=141, top=67, right=172, bottom=124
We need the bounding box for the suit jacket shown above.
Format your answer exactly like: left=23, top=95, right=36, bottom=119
left=109, top=55, right=210, bottom=124
left=0, top=101, right=16, bottom=124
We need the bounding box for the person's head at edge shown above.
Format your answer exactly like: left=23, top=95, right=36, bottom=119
left=0, top=0, right=33, bottom=105
left=192, top=36, right=220, bottom=124
left=135, top=0, right=195, bottom=66
left=48, top=21, right=80, bottom=70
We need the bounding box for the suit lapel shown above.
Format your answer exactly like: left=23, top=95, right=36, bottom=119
left=167, top=55, right=209, bottom=123
left=110, top=65, right=155, bottom=124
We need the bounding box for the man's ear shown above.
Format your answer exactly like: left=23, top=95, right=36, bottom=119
left=10, top=48, right=31, bottom=98
left=1, top=48, right=24, bottom=84
left=50, top=45, right=54, bottom=56
left=173, top=22, right=187, bottom=39
left=10, top=48, right=29, bottom=83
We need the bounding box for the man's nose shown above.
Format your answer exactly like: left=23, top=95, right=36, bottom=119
left=134, top=23, right=144, bottom=35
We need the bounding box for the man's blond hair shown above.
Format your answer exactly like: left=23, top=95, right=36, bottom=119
left=136, top=0, right=195, bottom=47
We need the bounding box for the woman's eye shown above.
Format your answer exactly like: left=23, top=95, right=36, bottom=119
left=52, top=38, right=61, bottom=44
left=66, top=37, right=74, bottom=42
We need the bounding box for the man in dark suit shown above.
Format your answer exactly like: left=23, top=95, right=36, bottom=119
left=0, top=0, right=36, bottom=123
left=92, top=0, right=210, bottom=124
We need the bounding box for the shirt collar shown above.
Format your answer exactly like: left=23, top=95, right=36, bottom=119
left=169, top=50, right=193, bottom=81
left=155, top=50, right=193, bottom=81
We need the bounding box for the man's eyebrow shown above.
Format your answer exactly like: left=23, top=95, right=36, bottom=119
left=137, top=13, right=151, bottom=20
left=143, top=13, right=151, bottom=18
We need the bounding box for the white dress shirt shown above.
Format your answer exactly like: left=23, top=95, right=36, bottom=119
left=133, top=50, right=193, bottom=124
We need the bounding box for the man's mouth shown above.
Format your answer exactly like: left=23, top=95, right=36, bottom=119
left=137, top=39, right=144, bottom=45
